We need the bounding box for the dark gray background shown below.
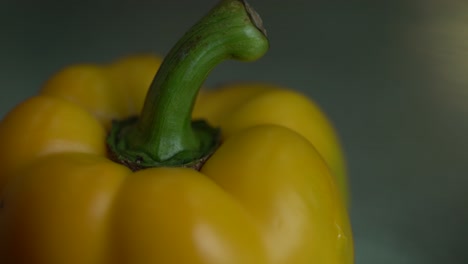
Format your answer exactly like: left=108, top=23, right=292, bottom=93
left=1, top=0, right=467, bottom=263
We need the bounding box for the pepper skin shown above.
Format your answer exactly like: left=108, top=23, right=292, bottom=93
left=0, top=54, right=353, bottom=264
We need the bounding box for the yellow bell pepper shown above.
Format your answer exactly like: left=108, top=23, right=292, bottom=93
left=0, top=0, right=353, bottom=263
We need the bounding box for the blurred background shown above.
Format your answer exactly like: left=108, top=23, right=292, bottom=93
left=1, top=0, right=467, bottom=263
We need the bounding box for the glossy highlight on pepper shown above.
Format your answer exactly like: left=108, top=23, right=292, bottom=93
left=0, top=0, right=354, bottom=263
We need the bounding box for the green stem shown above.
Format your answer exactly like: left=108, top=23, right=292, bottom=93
left=107, top=0, right=269, bottom=170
